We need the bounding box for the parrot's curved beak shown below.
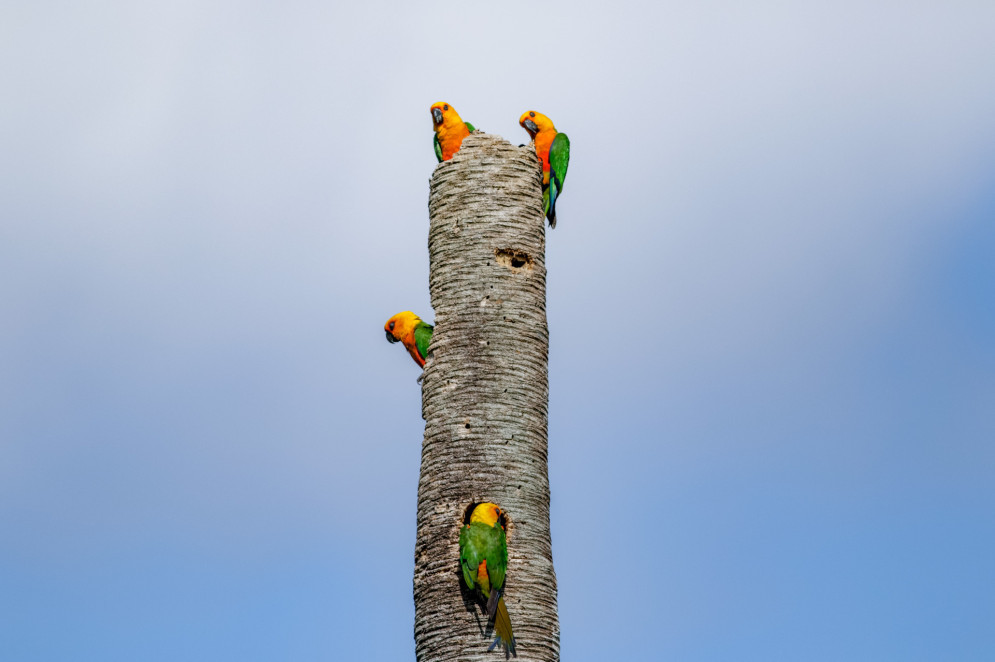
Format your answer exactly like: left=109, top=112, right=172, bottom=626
left=432, top=107, right=444, bottom=126
left=523, top=119, right=539, bottom=135
left=385, top=330, right=398, bottom=343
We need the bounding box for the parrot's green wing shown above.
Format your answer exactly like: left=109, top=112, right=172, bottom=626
left=480, top=524, right=507, bottom=618
left=413, top=322, right=433, bottom=364
left=548, top=132, right=569, bottom=192
left=487, top=526, right=508, bottom=595
left=465, top=121, right=476, bottom=133
left=546, top=132, right=570, bottom=228
left=459, top=525, right=487, bottom=594
left=459, top=525, right=477, bottom=588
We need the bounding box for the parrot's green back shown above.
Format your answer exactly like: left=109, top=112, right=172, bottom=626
left=459, top=521, right=507, bottom=598
left=413, top=322, right=433, bottom=362
left=459, top=514, right=516, bottom=657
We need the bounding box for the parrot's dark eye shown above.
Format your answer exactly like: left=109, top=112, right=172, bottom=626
left=529, top=111, right=535, bottom=118
left=389, top=321, right=395, bottom=330
left=443, top=104, right=448, bottom=111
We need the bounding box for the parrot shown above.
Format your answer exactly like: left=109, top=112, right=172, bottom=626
left=459, top=502, right=517, bottom=658
left=431, top=101, right=476, bottom=162
left=384, top=311, right=433, bottom=368
left=519, top=110, right=570, bottom=228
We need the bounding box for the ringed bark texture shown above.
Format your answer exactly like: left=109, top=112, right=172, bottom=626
left=414, top=133, right=559, bottom=662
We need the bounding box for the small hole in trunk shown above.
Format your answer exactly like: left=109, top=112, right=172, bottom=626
left=494, top=248, right=533, bottom=270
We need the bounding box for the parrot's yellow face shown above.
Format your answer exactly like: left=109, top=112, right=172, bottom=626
left=385, top=311, right=421, bottom=344
left=431, top=101, right=463, bottom=131
left=470, top=502, right=503, bottom=528
left=519, top=110, right=554, bottom=138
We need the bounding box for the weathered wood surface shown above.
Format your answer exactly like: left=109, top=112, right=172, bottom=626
left=413, top=133, right=559, bottom=662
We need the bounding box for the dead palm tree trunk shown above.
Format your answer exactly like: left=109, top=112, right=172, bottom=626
left=414, top=133, right=559, bottom=661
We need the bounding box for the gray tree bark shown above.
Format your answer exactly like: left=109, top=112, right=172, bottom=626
left=413, top=133, right=559, bottom=662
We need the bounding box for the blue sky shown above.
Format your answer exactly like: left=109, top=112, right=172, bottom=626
left=1, top=1, right=993, bottom=660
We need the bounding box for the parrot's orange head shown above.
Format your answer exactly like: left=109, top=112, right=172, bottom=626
left=519, top=110, right=554, bottom=138
left=384, top=311, right=421, bottom=344
left=469, top=502, right=504, bottom=528
left=430, top=102, right=462, bottom=130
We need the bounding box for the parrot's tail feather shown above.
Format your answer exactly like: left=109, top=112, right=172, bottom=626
left=546, top=190, right=557, bottom=229
left=488, top=634, right=517, bottom=659
left=489, top=596, right=517, bottom=658
left=485, top=589, right=500, bottom=619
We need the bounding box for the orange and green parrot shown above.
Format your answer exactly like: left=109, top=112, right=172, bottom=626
left=431, top=101, right=476, bottom=162
left=384, top=311, right=433, bottom=368
left=519, top=110, right=570, bottom=228
left=460, top=502, right=516, bottom=658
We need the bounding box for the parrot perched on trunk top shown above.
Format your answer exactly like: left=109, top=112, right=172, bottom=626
left=460, top=502, right=517, bottom=658
left=431, top=101, right=476, bottom=162
left=519, top=110, right=570, bottom=228
left=384, top=311, right=433, bottom=368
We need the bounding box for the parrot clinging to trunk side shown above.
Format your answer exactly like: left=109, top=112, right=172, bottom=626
left=459, top=502, right=517, bottom=658
left=431, top=101, right=476, bottom=162
left=384, top=311, right=433, bottom=368
left=519, top=110, right=570, bottom=228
